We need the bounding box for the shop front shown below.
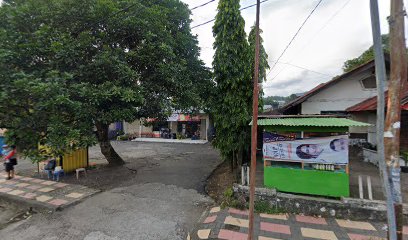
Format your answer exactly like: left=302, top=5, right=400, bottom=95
left=123, top=113, right=210, bottom=140
left=257, top=116, right=371, bottom=198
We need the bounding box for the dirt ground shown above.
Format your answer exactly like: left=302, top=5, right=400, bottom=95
left=205, top=160, right=237, bottom=203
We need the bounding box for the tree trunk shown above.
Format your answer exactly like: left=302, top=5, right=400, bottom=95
left=237, top=147, right=243, bottom=168
left=95, top=122, right=125, bottom=166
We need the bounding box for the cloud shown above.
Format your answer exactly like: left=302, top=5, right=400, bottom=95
left=183, top=0, right=407, bottom=97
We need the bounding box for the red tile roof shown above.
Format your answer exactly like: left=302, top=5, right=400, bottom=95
left=346, top=89, right=408, bottom=112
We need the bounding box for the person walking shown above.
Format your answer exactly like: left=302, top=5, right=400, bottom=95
left=2, top=145, right=17, bottom=180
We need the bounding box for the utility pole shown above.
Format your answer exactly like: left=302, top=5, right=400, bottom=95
left=369, top=0, right=397, bottom=239
left=386, top=0, right=407, bottom=239
left=248, top=0, right=261, bottom=239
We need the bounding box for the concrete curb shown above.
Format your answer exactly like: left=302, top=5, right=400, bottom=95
left=0, top=189, right=101, bottom=212
left=188, top=205, right=212, bottom=240
left=233, top=183, right=408, bottom=223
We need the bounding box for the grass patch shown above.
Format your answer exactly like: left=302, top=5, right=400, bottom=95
left=254, top=200, right=285, bottom=214
left=220, top=187, right=245, bottom=210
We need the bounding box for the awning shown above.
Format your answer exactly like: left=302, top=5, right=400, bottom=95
left=403, top=103, right=408, bottom=111
left=251, top=118, right=372, bottom=127
left=167, top=114, right=200, bottom=122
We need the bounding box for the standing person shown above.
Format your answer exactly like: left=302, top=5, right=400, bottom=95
left=3, top=145, right=17, bottom=180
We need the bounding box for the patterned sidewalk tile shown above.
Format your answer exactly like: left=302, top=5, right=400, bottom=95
left=54, top=183, right=68, bottom=188
left=228, top=208, right=249, bottom=216
left=0, top=187, right=12, bottom=193
left=16, top=183, right=30, bottom=187
left=348, top=233, right=385, bottom=240
left=203, top=215, right=216, bottom=224
left=258, top=237, right=282, bottom=240
left=36, top=195, right=53, bottom=202
left=38, top=187, right=55, bottom=193
left=197, top=229, right=210, bottom=239
left=224, top=216, right=249, bottom=228
left=260, top=213, right=288, bottom=221
left=20, top=177, right=33, bottom=181
left=31, top=179, right=45, bottom=183
left=41, top=181, right=57, bottom=186
left=65, top=192, right=84, bottom=198
left=336, top=219, right=376, bottom=231
left=5, top=180, right=17, bottom=185
left=0, top=175, right=99, bottom=210
left=22, top=193, right=37, bottom=199
left=48, top=199, right=68, bottom=206
left=301, top=227, right=338, bottom=240
left=218, top=229, right=247, bottom=240
left=8, top=189, right=25, bottom=196
left=260, top=222, right=291, bottom=235
left=26, top=185, right=42, bottom=190
left=210, top=206, right=220, bottom=213
left=296, top=215, right=327, bottom=225
left=191, top=206, right=392, bottom=240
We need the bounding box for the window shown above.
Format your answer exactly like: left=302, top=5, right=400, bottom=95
left=361, top=75, right=377, bottom=89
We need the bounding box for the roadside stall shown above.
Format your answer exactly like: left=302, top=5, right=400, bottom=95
left=39, top=145, right=89, bottom=176
left=259, top=116, right=371, bottom=197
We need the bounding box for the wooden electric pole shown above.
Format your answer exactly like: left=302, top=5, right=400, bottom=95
left=248, top=0, right=261, bottom=239
left=386, top=0, right=407, bottom=239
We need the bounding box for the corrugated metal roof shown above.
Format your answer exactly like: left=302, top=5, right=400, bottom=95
left=252, top=118, right=371, bottom=127
left=346, top=89, right=408, bottom=112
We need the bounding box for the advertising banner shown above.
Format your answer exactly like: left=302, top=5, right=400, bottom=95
left=167, top=114, right=200, bottom=122
left=263, top=132, right=295, bottom=143
left=263, top=135, right=349, bottom=164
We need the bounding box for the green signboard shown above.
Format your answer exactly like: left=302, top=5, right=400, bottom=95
left=264, top=166, right=349, bottom=197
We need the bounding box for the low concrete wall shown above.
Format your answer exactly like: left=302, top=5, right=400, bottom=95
left=233, top=184, right=408, bottom=223
left=363, top=148, right=405, bottom=167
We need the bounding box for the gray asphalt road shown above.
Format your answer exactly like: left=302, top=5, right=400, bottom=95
left=0, top=142, right=222, bottom=240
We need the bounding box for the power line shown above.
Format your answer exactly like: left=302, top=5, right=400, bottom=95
left=191, top=19, right=216, bottom=29
left=262, top=75, right=328, bottom=89
left=266, top=0, right=351, bottom=82
left=190, top=0, right=216, bottom=11
left=271, top=61, right=334, bottom=77
left=191, top=0, right=272, bottom=29
left=266, top=0, right=324, bottom=78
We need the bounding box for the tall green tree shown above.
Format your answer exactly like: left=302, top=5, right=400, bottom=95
left=248, top=25, right=270, bottom=108
left=211, top=0, right=252, bottom=167
left=343, top=34, right=389, bottom=72
left=0, top=0, right=210, bottom=165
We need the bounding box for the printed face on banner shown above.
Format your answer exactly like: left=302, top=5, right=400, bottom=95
left=263, top=135, right=349, bottom=164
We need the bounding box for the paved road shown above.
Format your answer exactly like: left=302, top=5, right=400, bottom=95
left=0, top=142, right=221, bottom=240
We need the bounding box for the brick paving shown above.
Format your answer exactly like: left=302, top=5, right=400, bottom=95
left=190, top=206, right=408, bottom=240
left=0, top=174, right=99, bottom=210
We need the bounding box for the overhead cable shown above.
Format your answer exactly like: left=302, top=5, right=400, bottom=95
left=190, top=0, right=216, bottom=11
left=191, top=0, right=272, bottom=29
left=266, top=0, right=324, bottom=78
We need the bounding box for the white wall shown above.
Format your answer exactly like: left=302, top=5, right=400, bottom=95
left=123, top=120, right=153, bottom=135
left=349, top=112, right=377, bottom=144
left=301, top=71, right=381, bottom=114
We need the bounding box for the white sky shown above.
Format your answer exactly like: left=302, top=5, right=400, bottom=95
left=182, top=0, right=407, bottom=96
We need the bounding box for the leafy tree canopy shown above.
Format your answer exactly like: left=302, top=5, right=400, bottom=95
left=343, top=34, right=389, bottom=72
left=211, top=0, right=252, bottom=160
left=0, top=0, right=211, bottom=164
left=211, top=0, right=269, bottom=166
